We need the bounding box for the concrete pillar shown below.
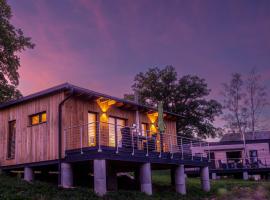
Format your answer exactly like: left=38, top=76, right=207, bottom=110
left=94, top=159, right=107, bottom=196
left=175, top=165, right=186, bottom=195
left=243, top=171, right=249, bottom=180
left=140, top=162, right=152, bottom=195
left=211, top=172, right=217, bottom=180
left=24, top=167, right=34, bottom=182
left=200, top=166, right=210, bottom=192
left=107, top=167, right=118, bottom=191
left=61, top=162, right=73, bottom=188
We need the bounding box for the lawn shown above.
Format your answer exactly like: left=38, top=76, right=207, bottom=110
left=0, top=170, right=269, bottom=200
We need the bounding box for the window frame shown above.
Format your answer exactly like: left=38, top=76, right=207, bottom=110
left=29, top=111, right=47, bottom=126
left=7, top=120, right=16, bottom=160
left=87, top=111, right=98, bottom=147
left=108, top=116, right=127, bottom=147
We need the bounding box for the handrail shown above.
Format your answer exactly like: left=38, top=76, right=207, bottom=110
left=63, top=121, right=210, bottom=161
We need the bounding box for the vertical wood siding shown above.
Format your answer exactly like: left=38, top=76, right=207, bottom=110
left=0, top=92, right=65, bottom=166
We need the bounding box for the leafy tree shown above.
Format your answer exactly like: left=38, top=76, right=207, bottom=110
left=0, top=0, right=34, bottom=103
left=125, top=66, right=222, bottom=138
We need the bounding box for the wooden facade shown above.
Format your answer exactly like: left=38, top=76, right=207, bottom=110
left=0, top=86, right=177, bottom=167
left=0, top=91, right=65, bottom=167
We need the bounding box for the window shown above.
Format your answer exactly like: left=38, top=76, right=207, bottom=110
left=249, top=150, right=258, bottom=164
left=88, top=112, right=97, bottom=146
left=30, top=112, right=47, bottom=125
left=7, top=120, right=16, bottom=159
left=109, top=117, right=126, bottom=147
left=141, top=123, right=148, bottom=137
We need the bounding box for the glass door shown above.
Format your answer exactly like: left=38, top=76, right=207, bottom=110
left=88, top=112, right=97, bottom=146
left=108, top=117, right=126, bottom=147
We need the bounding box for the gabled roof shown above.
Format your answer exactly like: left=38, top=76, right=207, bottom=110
left=0, top=83, right=181, bottom=118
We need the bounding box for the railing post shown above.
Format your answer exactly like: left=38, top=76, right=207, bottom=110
left=191, top=140, right=193, bottom=160
left=98, top=121, right=102, bottom=152
left=208, top=142, right=210, bottom=162
left=181, top=138, right=184, bottom=160
left=64, top=130, right=67, bottom=157
left=80, top=126, right=83, bottom=154
left=115, top=124, right=118, bottom=154
left=200, top=141, right=202, bottom=161
left=159, top=133, right=162, bottom=158
left=170, top=134, right=173, bottom=159
left=131, top=128, right=135, bottom=156
left=146, top=132, right=149, bottom=157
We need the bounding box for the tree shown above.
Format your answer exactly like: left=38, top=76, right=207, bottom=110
left=0, top=0, right=34, bottom=103
left=246, top=68, right=269, bottom=139
left=221, top=73, right=249, bottom=158
left=125, top=66, right=222, bottom=139
left=222, top=73, right=248, bottom=134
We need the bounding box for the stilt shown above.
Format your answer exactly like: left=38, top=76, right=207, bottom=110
left=24, top=167, right=34, bottom=182
left=61, top=162, right=73, bottom=188
left=175, top=164, right=186, bottom=195
left=94, top=159, right=107, bottom=196
left=211, top=172, right=217, bottom=180
left=140, top=162, right=152, bottom=195
left=243, top=171, right=249, bottom=180
left=200, top=166, right=210, bottom=192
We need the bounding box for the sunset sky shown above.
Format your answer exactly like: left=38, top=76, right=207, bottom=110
left=9, top=0, right=270, bottom=126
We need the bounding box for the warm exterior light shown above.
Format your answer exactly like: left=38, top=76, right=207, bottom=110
left=96, top=98, right=116, bottom=112
left=147, top=112, right=158, bottom=123
left=100, top=113, right=108, bottom=122
left=150, top=124, right=157, bottom=133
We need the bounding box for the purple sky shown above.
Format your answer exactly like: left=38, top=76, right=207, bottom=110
left=9, top=0, right=270, bottom=127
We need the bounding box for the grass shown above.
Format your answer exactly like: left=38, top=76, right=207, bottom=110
left=0, top=170, right=269, bottom=200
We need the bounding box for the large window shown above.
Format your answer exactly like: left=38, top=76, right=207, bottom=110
left=108, top=117, right=126, bottom=147
left=141, top=123, right=148, bottom=137
left=88, top=112, right=97, bottom=146
left=30, top=111, right=47, bottom=126
left=7, top=120, right=16, bottom=159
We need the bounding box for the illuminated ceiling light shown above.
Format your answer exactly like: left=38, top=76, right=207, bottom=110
left=100, top=113, right=108, bottom=122
left=96, top=98, right=116, bottom=112
left=147, top=112, right=158, bottom=124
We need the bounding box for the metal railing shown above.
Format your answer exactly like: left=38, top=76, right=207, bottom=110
left=210, top=156, right=270, bottom=170
left=63, top=121, right=210, bottom=161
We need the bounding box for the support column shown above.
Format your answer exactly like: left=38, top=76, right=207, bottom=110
left=243, top=171, right=249, bottom=180
left=211, top=172, right=217, bottom=180
left=107, top=167, right=118, bottom=191
left=94, top=159, right=107, bottom=196
left=140, top=162, right=152, bottom=195
left=24, top=167, right=34, bottom=182
left=200, top=166, right=210, bottom=192
left=175, top=165, right=186, bottom=195
left=61, top=162, right=73, bottom=188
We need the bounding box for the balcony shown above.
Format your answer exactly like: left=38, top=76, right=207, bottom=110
left=63, top=122, right=210, bottom=165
